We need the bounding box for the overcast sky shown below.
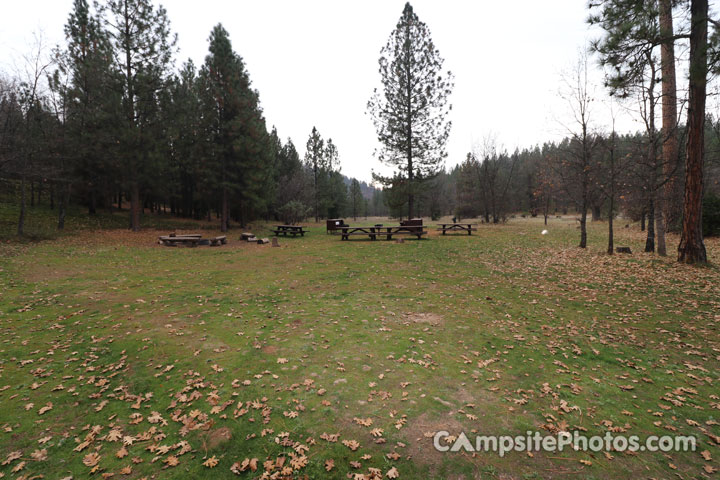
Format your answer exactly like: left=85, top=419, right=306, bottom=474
left=2, top=0, right=651, bottom=183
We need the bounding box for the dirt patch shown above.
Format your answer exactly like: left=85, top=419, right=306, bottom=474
left=261, top=345, right=278, bottom=354
left=403, top=312, right=444, bottom=326
left=204, top=426, right=232, bottom=450
left=402, top=412, right=465, bottom=467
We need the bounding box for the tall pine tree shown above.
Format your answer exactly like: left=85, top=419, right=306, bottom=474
left=200, top=24, right=269, bottom=231
left=367, top=2, right=453, bottom=219
left=104, top=0, right=176, bottom=231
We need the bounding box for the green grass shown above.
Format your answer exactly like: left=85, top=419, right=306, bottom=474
left=0, top=208, right=718, bottom=479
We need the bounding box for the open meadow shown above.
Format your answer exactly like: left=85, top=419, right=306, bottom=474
left=0, top=211, right=719, bottom=479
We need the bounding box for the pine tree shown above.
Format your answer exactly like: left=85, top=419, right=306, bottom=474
left=350, top=178, right=362, bottom=220
left=367, top=2, right=453, bottom=219
left=678, top=0, right=708, bottom=263
left=304, top=127, right=325, bottom=222
left=104, top=0, right=176, bottom=231
left=58, top=0, right=117, bottom=217
left=199, top=24, right=269, bottom=230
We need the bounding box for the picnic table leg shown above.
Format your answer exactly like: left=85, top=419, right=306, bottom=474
left=467, top=227, right=471, bottom=235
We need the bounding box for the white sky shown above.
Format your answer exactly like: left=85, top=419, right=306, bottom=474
left=2, top=0, right=651, bottom=183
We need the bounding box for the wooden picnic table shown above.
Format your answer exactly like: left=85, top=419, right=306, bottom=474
left=271, top=225, right=308, bottom=237
left=339, top=225, right=427, bottom=241
left=437, top=223, right=477, bottom=235
left=158, top=235, right=226, bottom=247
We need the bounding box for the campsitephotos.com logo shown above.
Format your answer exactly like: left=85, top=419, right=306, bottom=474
left=433, top=430, right=696, bottom=457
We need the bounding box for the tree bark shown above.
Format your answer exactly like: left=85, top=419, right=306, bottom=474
left=678, top=0, right=708, bottom=264
left=641, top=209, right=646, bottom=231
left=58, top=183, right=67, bottom=231
left=645, top=197, right=655, bottom=252
left=221, top=186, right=229, bottom=232
left=130, top=183, right=140, bottom=232
left=18, top=174, right=26, bottom=236
left=659, top=0, right=678, bottom=253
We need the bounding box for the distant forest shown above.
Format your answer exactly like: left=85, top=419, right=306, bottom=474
left=1, top=0, right=719, bottom=251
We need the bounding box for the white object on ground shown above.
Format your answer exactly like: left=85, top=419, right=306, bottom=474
left=541, top=230, right=548, bottom=235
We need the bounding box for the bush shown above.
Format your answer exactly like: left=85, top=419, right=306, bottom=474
left=703, top=193, right=720, bottom=237
left=277, top=201, right=311, bottom=225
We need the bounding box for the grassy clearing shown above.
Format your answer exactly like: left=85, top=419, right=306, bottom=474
left=0, top=212, right=718, bottom=479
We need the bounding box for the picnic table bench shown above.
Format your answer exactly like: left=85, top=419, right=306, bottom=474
left=339, top=225, right=427, bottom=241
left=437, top=223, right=477, bottom=235
left=271, top=225, right=308, bottom=237
left=158, top=234, right=226, bottom=247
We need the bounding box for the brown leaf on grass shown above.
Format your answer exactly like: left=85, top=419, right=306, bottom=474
left=324, top=459, right=335, bottom=471
left=116, top=446, right=128, bottom=459
left=289, top=455, right=307, bottom=470
left=83, top=452, right=100, bottom=467
left=74, top=440, right=90, bottom=452
left=231, top=458, right=258, bottom=473
left=38, top=402, right=53, bottom=415
left=701, top=450, right=712, bottom=461
left=2, top=451, right=21, bottom=465
left=320, top=432, right=339, bottom=442
left=106, top=429, right=122, bottom=442
left=342, top=439, right=360, bottom=451
left=387, top=466, right=400, bottom=478
left=353, top=417, right=373, bottom=427
left=30, top=449, right=47, bottom=461
left=119, top=465, right=132, bottom=475
left=203, top=456, right=218, bottom=468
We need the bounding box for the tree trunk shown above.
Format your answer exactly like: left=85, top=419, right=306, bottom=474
left=130, top=183, right=141, bottom=232
left=579, top=208, right=587, bottom=248
left=18, top=174, right=26, bottom=236
left=660, top=0, right=678, bottom=252
left=221, top=187, right=229, bottom=232
left=50, top=184, right=55, bottom=210
left=58, top=183, right=67, bottom=231
left=608, top=135, right=615, bottom=256
left=30, top=180, right=35, bottom=207
left=656, top=196, right=667, bottom=256
left=678, top=0, right=708, bottom=264
left=607, top=202, right=614, bottom=255
left=641, top=209, right=646, bottom=231
left=645, top=197, right=655, bottom=253
left=579, top=170, right=589, bottom=248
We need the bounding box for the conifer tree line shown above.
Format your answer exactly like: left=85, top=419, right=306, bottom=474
left=0, top=0, right=381, bottom=233
left=1, top=0, right=720, bottom=265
